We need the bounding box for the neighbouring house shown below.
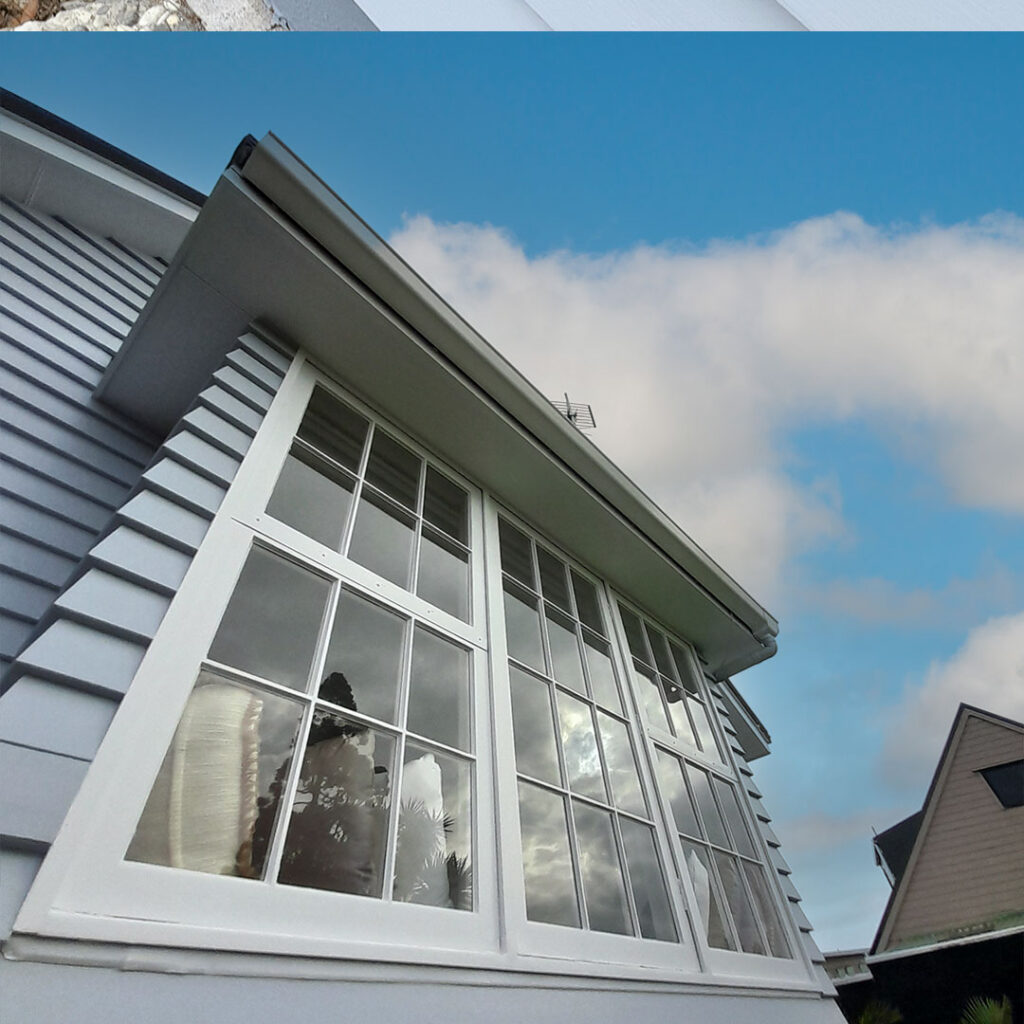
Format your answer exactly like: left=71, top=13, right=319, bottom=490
left=0, top=90, right=844, bottom=1023
left=830, top=704, right=1024, bottom=1024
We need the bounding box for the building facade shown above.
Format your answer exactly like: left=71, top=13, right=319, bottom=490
left=0, top=91, right=843, bottom=1023
left=832, top=704, right=1024, bottom=1024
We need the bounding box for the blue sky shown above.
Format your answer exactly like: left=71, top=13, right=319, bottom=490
left=4, top=32, right=1023, bottom=951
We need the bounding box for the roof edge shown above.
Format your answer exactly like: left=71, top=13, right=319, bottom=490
left=237, top=130, right=779, bottom=649
left=1, top=88, right=206, bottom=208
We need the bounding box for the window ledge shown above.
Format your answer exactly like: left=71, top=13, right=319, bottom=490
left=3, top=929, right=824, bottom=997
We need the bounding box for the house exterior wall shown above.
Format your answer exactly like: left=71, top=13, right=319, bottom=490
left=0, top=197, right=165, bottom=677
left=883, top=713, right=1024, bottom=950
left=1, top=107, right=840, bottom=1023
left=0, top=184, right=291, bottom=909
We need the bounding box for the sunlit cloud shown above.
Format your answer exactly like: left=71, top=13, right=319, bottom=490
left=392, top=211, right=1024, bottom=606
left=880, top=610, right=1024, bottom=789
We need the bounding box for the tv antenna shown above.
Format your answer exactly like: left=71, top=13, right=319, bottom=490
left=551, top=393, right=597, bottom=433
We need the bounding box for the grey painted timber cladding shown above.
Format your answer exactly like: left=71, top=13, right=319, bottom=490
left=1, top=198, right=163, bottom=677
left=0, top=316, right=288, bottom=855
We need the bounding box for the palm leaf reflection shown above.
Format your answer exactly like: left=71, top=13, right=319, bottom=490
left=257, top=673, right=471, bottom=907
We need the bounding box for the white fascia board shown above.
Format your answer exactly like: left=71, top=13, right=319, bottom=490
left=0, top=108, right=198, bottom=261
left=866, top=923, right=1024, bottom=965
left=100, top=140, right=777, bottom=674
left=237, top=133, right=778, bottom=647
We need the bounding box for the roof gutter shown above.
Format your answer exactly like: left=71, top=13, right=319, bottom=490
left=233, top=132, right=778, bottom=654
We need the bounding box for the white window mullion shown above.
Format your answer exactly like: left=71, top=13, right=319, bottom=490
left=480, top=494, right=530, bottom=953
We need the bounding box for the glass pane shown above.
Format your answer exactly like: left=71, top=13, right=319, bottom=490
left=394, top=745, right=473, bottom=911
left=689, top=766, right=731, bottom=849
left=712, top=777, right=758, bottom=858
left=655, top=750, right=702, bottom=838
left=498, top=517, right=535, bottom=588
left=278, top=711, right=395, bottom=898
left=421, top=467, right=468, bottom=544
left=557, top=692, right=607, bottom=802
left=573, top=802, right=631, bottom=936
left=633, top=660, right=670, bottom=731
left=647, top=628, right=676, bottom=679
left=364, top=430, right=421, bottom=510
left=742, top=861, right=793, bottom=958
left=682, top=842, right=735, bottom=950
left=596, top=712, right=647, bottom=816
left=265, top=446, right=354, bottom=551
left=417, top=526, right=469, bottom=621
left=297, top=387, right=368, bottom=473
left=664, top=683, right=698, bottom=747
left=571, top=571, right=604, bottom=635
left=689, top=698, right=721, bottom=760
left=509, top=667, right=561, bottom=785
left=503, top=579, right=545, bottom=673
left=209, top=546, right=329, bottom=691
left=583, top=631, right=621, bottom=713
left=348, top=488, right=416, bottom=588
left=128, top=672, right=302, bottom=879
left=619, top=817, right=678, bottom=942
left=407, top=626, right=471, bottom=752
left=537, top=547, right=571, bottom=612
left=546, top=607, right=586, bottom=695
left=618, top=605, right=649, bottom=663
left=518, top=782, right=580, bottom=927
left=714, top=851, right=766, bottom=954
left=320, top=590, right=406, bottom=725
left=669, top=640, right=700, bottom=696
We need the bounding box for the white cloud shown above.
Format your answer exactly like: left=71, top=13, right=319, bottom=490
left=799, top=563, right=1023, bottom=628
left=880, top=610, right=1024, bottom=787
left=392, top=212, right=1024, bottom=604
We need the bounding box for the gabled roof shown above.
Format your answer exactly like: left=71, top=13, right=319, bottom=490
left=870, top=703, right=1024, bottom=956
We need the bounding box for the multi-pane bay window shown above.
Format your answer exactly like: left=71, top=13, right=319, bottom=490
left=59, top=364, right=802, bottom=979
left=620, top=605, right=794, bottom=960
left=499, top=517, right=678, bottom=943
left=129, top=385, right=479, bottom=914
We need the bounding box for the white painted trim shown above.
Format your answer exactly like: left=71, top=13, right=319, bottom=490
left=866, top=923, right=1024, bottom=964
left=607, top=591, right=810, bottom=983
left=3, top=932, right=828, bottom=998
left=0, top=109, right=199, bottom=226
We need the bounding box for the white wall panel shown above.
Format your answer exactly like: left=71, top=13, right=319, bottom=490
left=355, top=0, right=549, bottom=29
left=530, top=0, right=802, bottom=29
left=780, top=0, right=1024, bottom=29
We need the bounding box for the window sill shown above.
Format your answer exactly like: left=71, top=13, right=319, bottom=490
left=5, top=917, right=822, bottom=996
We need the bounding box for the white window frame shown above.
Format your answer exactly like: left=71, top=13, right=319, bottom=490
left=607, top=595, right=810, bottom=984
left=18, top=349, right=819, bottom=991
left=17, top=354, right=499, bottom=964
left=482, top=502, right=700, bottom=974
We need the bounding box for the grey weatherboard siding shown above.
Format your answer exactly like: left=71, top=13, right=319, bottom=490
left=0, top=195, right=289, bottom=916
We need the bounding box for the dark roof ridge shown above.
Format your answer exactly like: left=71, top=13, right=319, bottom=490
left=1, top=88, right=207, bottom=208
